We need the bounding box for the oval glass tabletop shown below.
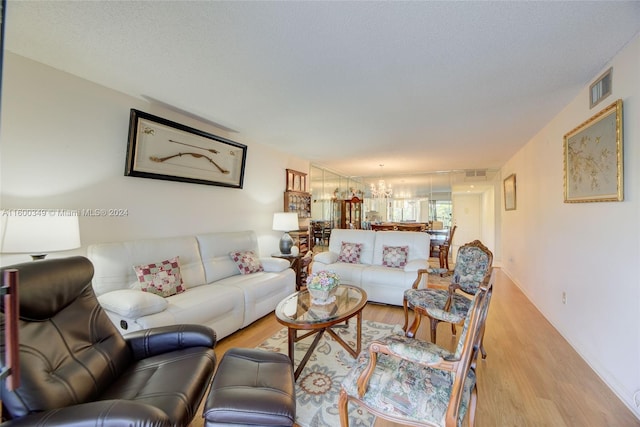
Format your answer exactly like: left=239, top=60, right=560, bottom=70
left=276, top=284, right=366, bottom=325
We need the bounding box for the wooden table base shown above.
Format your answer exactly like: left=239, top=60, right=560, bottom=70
left=287, top=311, right=362, bottom=380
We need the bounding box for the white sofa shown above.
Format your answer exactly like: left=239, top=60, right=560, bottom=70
left=88, top=230, right=296, bottom=339
left=311, top=229, right=430, bottom=305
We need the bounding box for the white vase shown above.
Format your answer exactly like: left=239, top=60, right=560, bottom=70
left=308, top=285, right=337, bottom=305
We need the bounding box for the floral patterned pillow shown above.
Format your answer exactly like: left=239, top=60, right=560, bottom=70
left=337, top=241, right=363, bottom=264
left=230, top=250, right=264, bottom=274
left=382, top=245, right=409, bottom=268
left=133, top=256, right=186, bottom=297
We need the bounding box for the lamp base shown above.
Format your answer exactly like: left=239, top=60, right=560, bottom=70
left=279, top=232, right=294, bottom=255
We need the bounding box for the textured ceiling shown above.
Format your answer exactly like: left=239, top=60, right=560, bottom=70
left=4, top=1, right=640, bottom=194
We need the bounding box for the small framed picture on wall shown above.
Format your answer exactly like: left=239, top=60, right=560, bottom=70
left=504, top=174, right=516, bottom=211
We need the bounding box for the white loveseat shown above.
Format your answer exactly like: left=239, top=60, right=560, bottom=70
left=311, top=229, right=430, bottom=305
left=88, top=230, right=295, bottom=339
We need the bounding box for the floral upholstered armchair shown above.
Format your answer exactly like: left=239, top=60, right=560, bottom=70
left=403, top=240, right=493, bottom=356
left=339, top=275, right=494, bottom=427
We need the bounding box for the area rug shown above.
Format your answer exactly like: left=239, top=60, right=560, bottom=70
left=427, top=268, right=452, bottom=288
left=257, top=320, right=404, bottom=427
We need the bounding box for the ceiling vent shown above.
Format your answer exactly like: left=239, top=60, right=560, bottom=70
left=590, top=67, right=612, bottom=109
left=464, top=169, right=487, bottom=181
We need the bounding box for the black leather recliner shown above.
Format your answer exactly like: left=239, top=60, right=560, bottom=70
left=0, top=256, right=217, bottom=426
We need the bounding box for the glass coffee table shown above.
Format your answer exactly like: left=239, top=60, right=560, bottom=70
left=275, top=284, right=367, bottom=380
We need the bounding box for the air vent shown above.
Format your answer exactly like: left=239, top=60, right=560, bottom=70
left=590, top=67, right=612, bottom=109
left=464, top=169, right=487, bottom=181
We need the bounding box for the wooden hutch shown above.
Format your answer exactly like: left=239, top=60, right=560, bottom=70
left=333, top=196, right=363, bottom=229
left=283, top=169, right=311, bottom=253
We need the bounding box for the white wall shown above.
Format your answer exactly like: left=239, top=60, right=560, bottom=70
left=500, top=35, right=640, bottom=416
left=0, top=53, right=309, bottom=265
left=452, top=193, right=482, bottom=248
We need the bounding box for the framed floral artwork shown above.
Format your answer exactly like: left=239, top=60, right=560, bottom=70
left=563, top=99, right=623, bottom=202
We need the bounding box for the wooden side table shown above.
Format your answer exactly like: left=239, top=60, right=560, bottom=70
left=289, top=230, right=310, bottom=254
left=272, top=252, right=305, bottom=290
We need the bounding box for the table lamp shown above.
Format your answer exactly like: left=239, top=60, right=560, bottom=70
left=272, top=212, right=299, bottom=255
left=0, top=210, right=81, bottom=260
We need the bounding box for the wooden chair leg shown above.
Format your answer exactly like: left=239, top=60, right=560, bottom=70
left=406, top=312, right=422, bottom=338
left=339, top=389, right=350, bottom=427
left=444, top=246, right=450, bottom=270
left=468, top=383, right=478, bottom=426
left=480, top=324, right=487, bottom=359
left=402, top=297, right=410, bottom=332
left=439, top=245, right=450, bottom=274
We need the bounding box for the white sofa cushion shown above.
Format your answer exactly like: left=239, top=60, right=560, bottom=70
left=98, top=289, right=168, bottom=318
left=260, top=257, right=290, bottom=272
left=88, top=236, right=206, bottom=296
left=327, top=229, right=377, bottom=265
left=361, top=266, right=425, bottom=305
left=214, top=269, right=296, bottom=327
left=318, top=262, right=368, bottom=287
left=197, top=231, right=261, bottom=283
left=313, top=251, right=338, bottom=265
left=136, top=284, right=245, bottom=339
left=372, top=231, right=430, bottom=265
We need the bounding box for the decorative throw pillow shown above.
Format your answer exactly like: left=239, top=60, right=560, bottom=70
left=337, top=241, right=363, bottom=264
left=230, top=250, right=264, bottom=274
left=382, top=245, right=409, bottom=268
left=133, top=256, right=186, bottom=297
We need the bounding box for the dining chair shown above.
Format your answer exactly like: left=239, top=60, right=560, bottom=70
left=403, top=240, right=493, bottom=357
left=339, top=274, right=494, bottom=427
left=311, top=221, right=321, bottom=244
left=438, top=225, right=457, bottom=272
left=429, top=225, right=456, bottom=267
left=396, top=223, right=424, bottom=232
left=371, top=223, right=396, bottom=231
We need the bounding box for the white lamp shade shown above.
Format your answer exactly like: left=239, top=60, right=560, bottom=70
left=272, top=212, right=299, bottom=232
left=0, top=211, right=81, bottom=255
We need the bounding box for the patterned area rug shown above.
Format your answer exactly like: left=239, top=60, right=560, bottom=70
left=257, top=320, right=404, bottom=427
left=428, top=269, right=453, bottom=289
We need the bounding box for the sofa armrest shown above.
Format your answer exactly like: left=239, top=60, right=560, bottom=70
left=0, top=400, right=172, bottom=427
left=98, top=289, right=168, bottom=318
left=125, top=324, right=216, bottom=360
left=261, top=257, right=290, bottom=272
left=313, top=251, right=338, bottom=265
left=403, top=259, right=430, bottom=272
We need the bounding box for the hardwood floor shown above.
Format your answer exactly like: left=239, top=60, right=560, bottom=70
left=198, top=269, right=640, bottom=426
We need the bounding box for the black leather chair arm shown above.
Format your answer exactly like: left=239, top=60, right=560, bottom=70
left=0, top=400, right=172, bottom=427
left=125, top=324, right=216, bottom=360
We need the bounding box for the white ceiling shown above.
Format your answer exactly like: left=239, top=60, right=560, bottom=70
left=4, top=1, right=640, bottom=194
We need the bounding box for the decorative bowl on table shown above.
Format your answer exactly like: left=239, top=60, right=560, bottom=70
left=306, top=271, right=340, bottom=305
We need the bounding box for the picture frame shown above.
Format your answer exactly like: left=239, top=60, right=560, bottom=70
left=503, top=174, right=516, bottom=211
left=563, top=99, right=623, bottom=203
left=125, top=109, right=247, bottom=188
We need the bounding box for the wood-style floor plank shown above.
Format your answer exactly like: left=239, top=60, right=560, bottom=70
left=192, top=269, right=639, bottom=426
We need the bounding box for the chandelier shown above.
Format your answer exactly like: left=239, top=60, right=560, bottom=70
left=370, top=164, right=393, bottom=198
